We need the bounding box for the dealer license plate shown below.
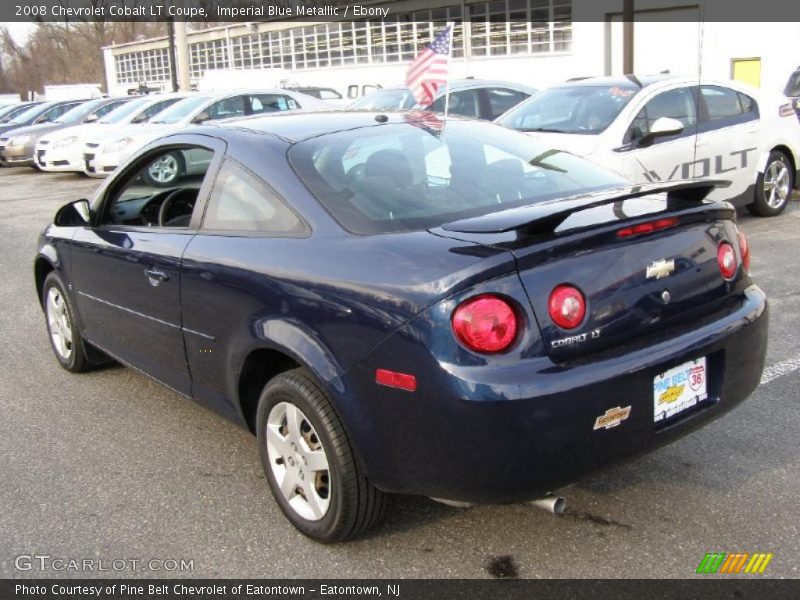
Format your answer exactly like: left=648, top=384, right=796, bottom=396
left=653, top=357, right=708, bottom=423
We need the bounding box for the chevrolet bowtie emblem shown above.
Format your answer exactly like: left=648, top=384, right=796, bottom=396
left=646, top=259, right=675, bottom=280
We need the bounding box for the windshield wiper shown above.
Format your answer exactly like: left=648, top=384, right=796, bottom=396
left=519, top=127, right=568, bottom=133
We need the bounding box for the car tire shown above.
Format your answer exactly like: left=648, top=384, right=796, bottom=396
left=142, top=151, right=184, bottom=187
left=256, top=368, right=386, bottom=543
left=748, top=150, right=794, bottom=217
left=42, top=272, right=91, bottom=373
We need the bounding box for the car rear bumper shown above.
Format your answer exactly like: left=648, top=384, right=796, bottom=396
left=340, top=285, right=768, bottom=503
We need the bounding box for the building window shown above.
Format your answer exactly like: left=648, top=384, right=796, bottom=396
left=114, top=48, right=171, bottom=85
left=189, top=38, right=229, bottom=79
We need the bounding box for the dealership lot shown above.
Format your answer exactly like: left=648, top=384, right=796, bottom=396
left=1, top=166, right=799, bottom=578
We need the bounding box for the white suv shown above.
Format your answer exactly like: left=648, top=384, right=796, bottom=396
left=497, top=75, right=800, bottom=217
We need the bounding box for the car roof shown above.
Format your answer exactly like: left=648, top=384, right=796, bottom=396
left=210, top=110, right=474, bottom=143
left=374, top=79, right=538, bottom=93
left=552, top=75, right=685, bottom=89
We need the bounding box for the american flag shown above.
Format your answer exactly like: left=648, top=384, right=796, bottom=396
left=405, top=25, right=452, bottom=107
left=403, top=110, right=445, bottom=137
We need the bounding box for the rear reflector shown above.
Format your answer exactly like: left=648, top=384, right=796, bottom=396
left=617, top=217, right=679, bottom=238
left=375, top=369, right=417, bottom=392
left=738, top=230, right=750, bottom=273
left=717, top=242, right=737, bottom=280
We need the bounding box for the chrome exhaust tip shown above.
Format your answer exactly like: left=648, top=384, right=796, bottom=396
left=529, top=494, right=566, bottom=515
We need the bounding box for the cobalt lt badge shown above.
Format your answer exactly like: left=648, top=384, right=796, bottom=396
left=646, top=258, right=675, bottom=280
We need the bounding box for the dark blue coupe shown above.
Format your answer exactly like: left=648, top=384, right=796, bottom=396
left=35, top=111, right=767, bottom=542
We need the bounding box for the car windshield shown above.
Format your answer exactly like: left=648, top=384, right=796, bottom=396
left=99, top=97, right=152, bottom=123
left=350, top=89, right=415, bottom=110
left=54, top=99, right=106, bottom=123
left=785, top=71, right=800, bottom=97
left=149, top=96, right=211, bottom=124
left=7, top=103, right=52, bottom=125
left=497, top=85, right=640, bottom=135
left=289, top=119, right=628, bottom=234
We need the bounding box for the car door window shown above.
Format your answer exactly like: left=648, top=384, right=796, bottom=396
left=625, top=87, right=697, bottom=144
left=486, top=87, right=530, bottom=119
left=248, top=94, right=300, bottom=115
left=38, top=103, right=76, bottom=123
left=202, top=159, right=305, bottom=234
left=318, top=89, right=342, bottom=100
left=430, top=89, right=481, bottom=118
left=206, top=96, right=246, bottom=120
left=100, top=146, right=215, bottom=228
left=91, top=100, right=127, bottom=120
left=699, top=85, right=759, bottom=130
left=137, top=98, right=182, bottom=122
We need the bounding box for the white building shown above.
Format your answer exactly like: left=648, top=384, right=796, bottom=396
left=101, top=0, right=799, bottom=99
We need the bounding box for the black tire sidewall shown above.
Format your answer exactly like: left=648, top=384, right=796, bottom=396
left=753, top=151, right=793, bottom=216
left=42, top=272, right=86, bottom=372
left=255, top=374, right=349, bottom=542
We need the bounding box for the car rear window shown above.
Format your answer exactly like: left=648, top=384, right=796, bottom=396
left=289, top=119, right=627, bottom=235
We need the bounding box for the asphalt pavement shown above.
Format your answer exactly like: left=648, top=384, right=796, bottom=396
left=0, top=166, right=798, bottom=579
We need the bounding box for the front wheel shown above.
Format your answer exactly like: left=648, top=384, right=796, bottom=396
left=749, top=150, right=794, bottom=217
left=256, top=368, right=386, bottom=542
left=42, top=272, right=90, bottom=372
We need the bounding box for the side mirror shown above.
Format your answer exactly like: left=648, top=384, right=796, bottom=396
left=638, top=116, right=684, bottom=147
left=83, top=113, right=99, bottom=123
left=192, top=111, right=211, bottom=124
left=54, top=199, right=91, bottom=226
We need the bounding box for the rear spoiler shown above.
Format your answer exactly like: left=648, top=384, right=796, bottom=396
left=440, top=180, right=731, bottom=235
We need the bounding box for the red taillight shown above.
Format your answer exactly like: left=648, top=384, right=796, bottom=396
left=617, top=217, right=679, bottom=238
left=452, top=294, right=518, bottom=353
left=548, top=285, right=586, bottom=330
left=375, top=369, right=417, bottom=392
left=738, top=230, right=750, bottom=273
left=717, top=242, right=738, bottom=280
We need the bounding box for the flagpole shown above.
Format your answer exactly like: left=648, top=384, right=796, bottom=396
left=442, top=22, right=455, bottom=120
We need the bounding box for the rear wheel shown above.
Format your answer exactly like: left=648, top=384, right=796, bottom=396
left=42, top=272, right=90, bottom=372
left=142, top=151, right=184, bottom=187
left=749, top=150, right=794, bottom=216
left=256, top=368, right=386, bottom=542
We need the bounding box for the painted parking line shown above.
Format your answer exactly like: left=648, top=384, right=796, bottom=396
left=760, top=354, right=800, bottom=385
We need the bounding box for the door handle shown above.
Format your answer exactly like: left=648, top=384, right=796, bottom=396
left=144, top=268, right=170, bottom=286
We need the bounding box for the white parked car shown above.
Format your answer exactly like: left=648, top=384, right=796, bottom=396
left=82, top=89, right=329, bottom=181
left=497, top=75, right=800, bottom=216
left=35, top=93, right=190, bottom=172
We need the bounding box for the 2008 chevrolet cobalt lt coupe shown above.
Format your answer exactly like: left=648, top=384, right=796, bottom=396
left=35, top=111, right=767, bottom=542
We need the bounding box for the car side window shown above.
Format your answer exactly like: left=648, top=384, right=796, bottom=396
left=203, top=159, right=304, bottom=234
left=625, top=88, right=697, bottom=144
left=699, top=85, right=758, bottom=129
left=206, top=96, right=246, bottom=120
left=138, top=99, right=181, bottom=122
left=486, top=88, right=530, bottom=120
left=91, top=100, right=127, bottom=120
left=38, top=104, right=74, bottom=123
left=99, top=146, right=214, bottom=228
left=318, top=89, right=342, bottom=100
left=248, top=94, right=300, bottom=115
left=430, top=89, right=481, bottom=118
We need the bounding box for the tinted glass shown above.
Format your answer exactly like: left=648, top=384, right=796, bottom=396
left=430, top=89, right=481, bottom=118
left=203, top=159, right=304, bottom=233
left=54, top=99, right=106, bottom=123
left=498, top=85, right=640, bottom=134
left=92, top=99, right=129, bottom=119
left=784, top=71, right=800, bottom=97
left=701, top=86, right=743, bottom=120
left=626, top=88, right=697, bottom=142
left=0, top=103, right=37, bottom=122
left=149, top=96, right=213, bottom=124
left=99, top=97, right=152, bottom=123
left=486, top=87, right=531, bottom=119
left=249, top=94, right=299, bottom=114
left=207, top=96, right=246, bottom=120
left=290, top=120, right=627, bottom=234
left=8, top=103, right=53, bottom=124
left=138, top=98, right=182, bottom=122
left=103, top=147, right=214, bottom=227
left=38, top=103, right=80, bottom=123
left=350, top=89, right=415, bottom=110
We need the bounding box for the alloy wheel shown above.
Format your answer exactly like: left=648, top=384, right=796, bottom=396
left=46, top=287, right=73, bottom=360
left=265, top=401, right=331, bottom=521
left=763, top=159, right=790, bottom=209
left=148, top=155, right=179, bottom=184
